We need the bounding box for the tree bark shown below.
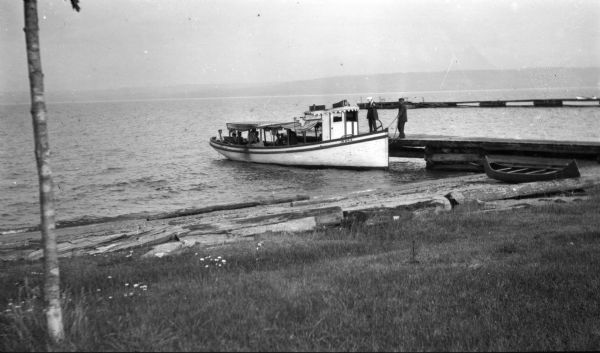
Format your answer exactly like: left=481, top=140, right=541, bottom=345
left=23, top=0, right=64, bottom=343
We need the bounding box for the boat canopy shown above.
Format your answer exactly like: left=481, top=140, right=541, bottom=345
left=225, top=104, right=357, bottom=133
left=293, top=118, right=321, bottom=132
left=226, top=122, right=283, bottom=131
left=226, top=118, right=321, bottom=132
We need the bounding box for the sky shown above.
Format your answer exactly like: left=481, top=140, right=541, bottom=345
left=1, top=0, right=599, bottom=92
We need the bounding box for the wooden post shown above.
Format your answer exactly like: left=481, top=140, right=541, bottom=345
left=343, top=112, right=347, bottom=137
left=23, top=0, right=64, bottom=343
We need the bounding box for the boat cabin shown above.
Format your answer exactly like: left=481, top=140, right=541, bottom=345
left=219, top=101, right=361, bottom=146
left=305, top=103, right=359, bottom=141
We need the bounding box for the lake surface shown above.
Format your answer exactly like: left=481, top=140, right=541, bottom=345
left=1, top=87, right=599, bottom=233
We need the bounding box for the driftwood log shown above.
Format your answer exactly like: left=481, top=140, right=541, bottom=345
left=147, top=195, right=310, bottom=220
left=473, top=195, right=590, bottom=213
left=446, top=176, right=599, bottom=206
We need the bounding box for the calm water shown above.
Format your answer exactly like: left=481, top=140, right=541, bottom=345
left=1, top=88, right=599, bottom=232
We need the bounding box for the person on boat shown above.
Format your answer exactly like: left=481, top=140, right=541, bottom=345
left=236, top=131, right=246, bottom=144
left=247, top=128, right=259, bottom=144
left=287, top=129, right=298, bottom=145
left=396, top=98, right=408, bottom=138
left=366, top=97, right=378, bottom=133
left=275, top=132, right=285, bottom=146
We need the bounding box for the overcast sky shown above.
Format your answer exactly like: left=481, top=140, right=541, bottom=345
left=1, top=0, right=599, bottom=92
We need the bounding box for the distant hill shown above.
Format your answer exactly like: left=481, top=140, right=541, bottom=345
left=2, top=67, right=599, bottom=104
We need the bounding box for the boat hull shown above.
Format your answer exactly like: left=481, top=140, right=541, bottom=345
left=483, top=156, right=580, bottom=183
left=210, top=131, right=389, bottom=168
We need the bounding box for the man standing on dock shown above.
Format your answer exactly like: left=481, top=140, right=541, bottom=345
left=366, top=97, right=378, bottom=132
left=397, top=98, right=407, bottom=138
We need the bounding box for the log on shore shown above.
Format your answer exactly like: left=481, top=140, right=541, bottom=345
left=473, top=195, right=590, bottom=213
left=183, top=206, right=343, bottom=237
left=86, top=225, right=186, bottom=255
left=142, top=233, right=258, bottom=259
left=290, top=195, right=348, bottom=207
left=342, top=194, right=452, bottom=213
left=25, top=225, right=186, bottom=260
left=141, top=209, right=344, bottom=258
left=26, top=232, right=132, bottom=260
left=231, top=216, right=318, bottom=237
left=446, top=176, right=600, bottom=206
left=146, top=195, right=310, bottom=221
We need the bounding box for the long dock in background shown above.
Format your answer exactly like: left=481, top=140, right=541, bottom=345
left=359, top=97, right=600, bottom=109
left=389, top=135, right=600, bottom=170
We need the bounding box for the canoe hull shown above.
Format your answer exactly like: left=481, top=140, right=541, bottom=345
left=483, top=156, right=580, bottom=183
left=210, top=131, right=389, bottom=169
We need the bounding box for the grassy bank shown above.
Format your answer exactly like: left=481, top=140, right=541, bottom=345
left=1, top=187, right=600, bottom=351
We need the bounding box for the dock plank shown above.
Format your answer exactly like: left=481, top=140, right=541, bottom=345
left=389, top=134, right=600, bottom=164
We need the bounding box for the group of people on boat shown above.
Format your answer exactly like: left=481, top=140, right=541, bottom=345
left=228, top=128, right=302, bottom=146
left=230, top=128, right=259, bottom=145
left=275, top=129, right=298, bottom=145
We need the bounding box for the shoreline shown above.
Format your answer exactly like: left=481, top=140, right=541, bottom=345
left=3, top=158, right=598, bottom=237
left=2, top=161, right=600, bottom=262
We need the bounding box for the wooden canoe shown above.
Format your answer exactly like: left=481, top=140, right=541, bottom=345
left=483, top=155, right=580, bottom=183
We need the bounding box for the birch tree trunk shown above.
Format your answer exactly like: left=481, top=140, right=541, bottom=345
left=23, top=0, right=64, bottom=342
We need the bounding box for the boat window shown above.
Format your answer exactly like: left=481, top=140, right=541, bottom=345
left=333, top=115, right=342, bottom=122
left=346, top=111, right=358, bottom=122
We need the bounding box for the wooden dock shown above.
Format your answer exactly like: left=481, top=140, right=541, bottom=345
left=358, top=97, right=600, bottom=110
left=389, top=135, right=600, bottom=170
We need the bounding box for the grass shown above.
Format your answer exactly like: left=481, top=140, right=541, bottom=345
left=1, top=187, right=600, bottom=351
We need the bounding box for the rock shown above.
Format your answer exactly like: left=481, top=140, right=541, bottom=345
left=141, top=241, right=185, bottom=259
